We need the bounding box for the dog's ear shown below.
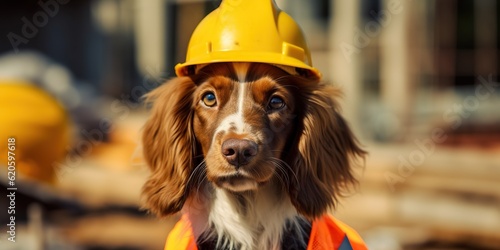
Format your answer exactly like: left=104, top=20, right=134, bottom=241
left=288, top=83, right=366, bottom=219
left=141, top=77, right=197, bottom=217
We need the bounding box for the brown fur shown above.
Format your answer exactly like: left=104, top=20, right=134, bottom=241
left=141, top=62, right=366, bottom=219
left=141, top=76, right=198, bottom=217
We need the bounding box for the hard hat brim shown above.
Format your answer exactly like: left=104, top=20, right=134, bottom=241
left=175, top=51, right=321, bottom=79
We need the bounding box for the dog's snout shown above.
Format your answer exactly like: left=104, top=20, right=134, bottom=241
left=221, top=139, right=258, bottom=167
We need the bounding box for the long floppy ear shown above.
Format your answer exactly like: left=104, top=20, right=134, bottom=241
left=288, top=83, right=366, bottom=219
left=141, top=77, right=197, bottom=217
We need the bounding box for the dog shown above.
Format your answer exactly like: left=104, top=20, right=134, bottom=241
left=141, top=62, right=366, bottom=250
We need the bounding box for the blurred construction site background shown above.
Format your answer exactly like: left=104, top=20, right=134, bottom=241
left=0, top=0, right=499, bottom=249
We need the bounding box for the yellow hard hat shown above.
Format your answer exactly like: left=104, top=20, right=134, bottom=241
left=0, top=81, right=72, bottom=184
left=175, top=0, right=321, bottom=79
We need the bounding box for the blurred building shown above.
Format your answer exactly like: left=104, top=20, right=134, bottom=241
left=0, top=0, right=499, bottom=249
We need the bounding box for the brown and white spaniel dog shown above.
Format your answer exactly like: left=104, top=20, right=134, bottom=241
left=142, top=62, right=365, bottom=250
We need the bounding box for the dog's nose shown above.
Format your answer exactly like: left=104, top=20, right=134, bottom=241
left=221, top=139, right=258, bottom=167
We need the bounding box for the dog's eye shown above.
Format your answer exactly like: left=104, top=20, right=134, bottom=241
left=268, top=96, right=285, bottom=110
left=202, top=92, right=217, bottom=107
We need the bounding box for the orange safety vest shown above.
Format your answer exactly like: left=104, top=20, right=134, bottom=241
left=165, top=215, right=367, bottom=250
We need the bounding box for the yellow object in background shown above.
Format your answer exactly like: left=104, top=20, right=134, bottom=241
left=0, top=81, right=71, bottom=184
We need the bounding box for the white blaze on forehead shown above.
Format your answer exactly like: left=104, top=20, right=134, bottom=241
left=215, top=81, right=247, bottom=135
left=237, top=82, right=245, bottom=119
left=214, top=63, right=250, bottom=135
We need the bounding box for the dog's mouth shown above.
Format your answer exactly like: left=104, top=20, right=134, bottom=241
left=216, top=174, right=263, bottom=192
